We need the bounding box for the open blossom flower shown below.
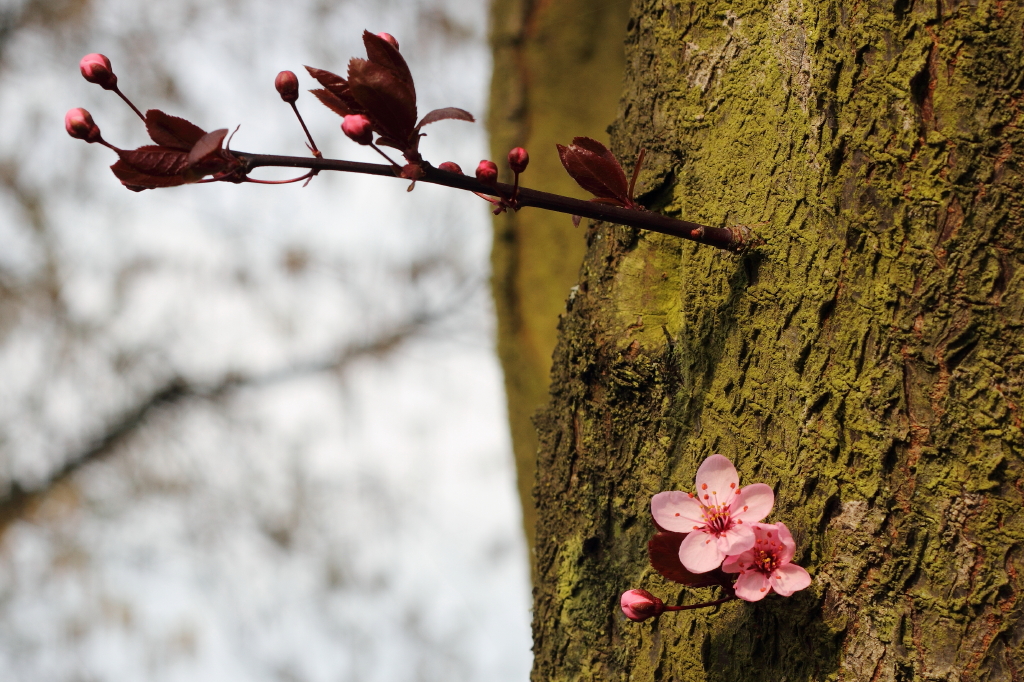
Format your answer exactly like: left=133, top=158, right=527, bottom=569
left=620, top=589, right=664, bottom=622
left=722, top=523, right=811, bottom=601
left=651, top=454, right=774, bottom=573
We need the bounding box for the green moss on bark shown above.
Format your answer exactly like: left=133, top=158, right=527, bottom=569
left=531, top=1, right=1024, bottom=680
left=489, top=0, right=632, bottom=561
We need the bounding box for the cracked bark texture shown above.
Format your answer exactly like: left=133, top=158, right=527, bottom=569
left=489, top=0, right=632, bottom=559
left=528, top=1, right=1024, bottom=681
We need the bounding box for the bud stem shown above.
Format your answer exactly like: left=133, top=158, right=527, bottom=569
left=288, top=103, right=321, bottom=158
left=368, top=143, right=401, bottom=168
left=114, top=87, right=146, bottom=123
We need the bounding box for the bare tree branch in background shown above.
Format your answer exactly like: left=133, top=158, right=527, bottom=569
left=0, top=305, right=451, bottom=532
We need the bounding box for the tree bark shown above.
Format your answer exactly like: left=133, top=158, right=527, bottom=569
left=528, top=1, right=1024, bottom=680
left=489, top=0, right=633, bottom=562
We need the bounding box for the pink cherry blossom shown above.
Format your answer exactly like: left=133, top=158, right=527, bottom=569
left=722, top=523, right=811, bottom=601
left=619, top=589, right=664, bottom=621
left=650, top=454, right=774, bottom=573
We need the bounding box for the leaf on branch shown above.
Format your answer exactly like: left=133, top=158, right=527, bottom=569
left=310, top=89, right=354, bottom=117
left=416, top=107, right=475, bottom=129
left=347, top=57, right=417, bottom=143
left=305, top=67, right=364, bottom=114
left=362, top=30, right=414, bottom=91
left=145, top=109, right=207, bottom=151
left=110, top=159, right=189, bottom=191
left=187, top=129, right=229, bottom=167
left=648, top=532, right=725, bottom=588
left=557, top=136, right=633, bottom=208
left=118, top=146, right=190, bottom=176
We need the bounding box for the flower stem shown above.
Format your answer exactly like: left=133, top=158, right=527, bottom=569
left=233, top=152, right=759, bottom=252
left=113, top=87, right=146, bottom=123
left=288, top=102, right=321, bottom=158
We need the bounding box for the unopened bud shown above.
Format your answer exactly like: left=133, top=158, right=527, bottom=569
left=620, top=589, right=664, bottom=622
left=275, top=70, right=299, bottom=103
left=377, top=33, right=399, bottom=50
left=507, top=147, right=529, bottom=174
left=438, top=161, right=463, bottom=174
left=79, top=53, right=117, bottom=90
left=65, top=107, right=102, bottom=143
left=342, top=115, right=374, bottom=145
left=475, top=160, right=498, bottom=185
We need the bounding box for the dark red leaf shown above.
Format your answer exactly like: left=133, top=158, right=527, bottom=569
left=145, top=110, right=207, bottom=151
left=416, top=107, right=475, bottom=129
left=110, top=160, right=188, bottom=191
left=118, top=146, right=190, bottom=176
left=362, top=30, right=414, bottom=92
left=187, top=129, right=228, bottom=167
left=557, top=136, right=632, bottom=206
left=347, top=57, right=417, bottom=144
left=305, top=66, right=363, bottom=112
left=648, top=532, right=724, bottom=588
left=310, top=89, right=355, bottom=118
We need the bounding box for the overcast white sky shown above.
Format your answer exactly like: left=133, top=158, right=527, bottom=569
left=0, top=1, right=532, bottom=681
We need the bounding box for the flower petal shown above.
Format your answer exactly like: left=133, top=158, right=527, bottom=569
left=731, top=483, right=774, bottom=522
left=733, top=570, right=771, bottom=601
left=651, top=491, right=705, bottom=531
left=694, top=455, right=739, bottom=507
left=678, top=529, right=726, bottom=573
left=771, top=564, right=812, bottom=596
left=722, top=550, right=754, bottom=574
left=774, top=522, right=797, bottom=564
left=719, top=524, right=756, bottom=556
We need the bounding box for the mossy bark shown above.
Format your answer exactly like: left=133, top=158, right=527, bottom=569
left=488, top=0, right=632, bottom=559
left=528, top=1, right=1024, bottom=680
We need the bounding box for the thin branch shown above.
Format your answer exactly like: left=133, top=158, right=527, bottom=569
left=234, top=153, right=759, bottom=252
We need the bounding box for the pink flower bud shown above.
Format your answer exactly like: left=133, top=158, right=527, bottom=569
left=64, top=107, right=102, bottom=143
left=620, top=589, right=665, bottom=622
left=342, top=115, right=374, bottom=145
left=438, top=161, right=463, bottom=174
left=275, top=70, right=299, bottom=103
left=79, top=53, right=117, bottom=90
left=475, top=160, right=498, bottom=185
left=507, top=147, right=529, bottom=174
left=377, top=33, right=399, bottom=50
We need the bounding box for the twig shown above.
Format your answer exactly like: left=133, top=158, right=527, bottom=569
left=235, top=153, right=758, bottom=252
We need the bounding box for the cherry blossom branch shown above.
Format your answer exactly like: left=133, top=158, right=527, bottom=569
left=235, top=152, right=755, bottom=252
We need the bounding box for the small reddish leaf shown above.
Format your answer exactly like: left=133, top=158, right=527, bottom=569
left=187, top=129, right=228, bottom=167
left=310, top=89, right=355, bottom=118
left=145, top=110, right=206, bottom=151
left=362, top=30, right=414, bottom=91
left=347, top=57, right=417, bottom=144
left=118, top=145, right=190, bottom=176
left=648, top=532, right=724, bottom=588
left=304, top=66, right=347, bottom=90
left=304, top=66, right=363, bottom=112
left=110, top=160, right=188, bottom=191
left=416, top=107, right=475, bottom=129
left=557, top=136, right=632, bottom=207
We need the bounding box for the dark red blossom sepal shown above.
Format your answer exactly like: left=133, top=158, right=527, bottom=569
left=648, top=531, right=729, bottom=588
left=556, top=136, right=635, bottom=209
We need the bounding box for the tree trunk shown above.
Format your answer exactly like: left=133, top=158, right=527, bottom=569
left=488, top=0, right=632, bottom=561
left=527, top=1, right=1024, bottom=680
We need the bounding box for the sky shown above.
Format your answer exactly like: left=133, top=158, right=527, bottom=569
left=0, top=1, right=532, bottom=680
